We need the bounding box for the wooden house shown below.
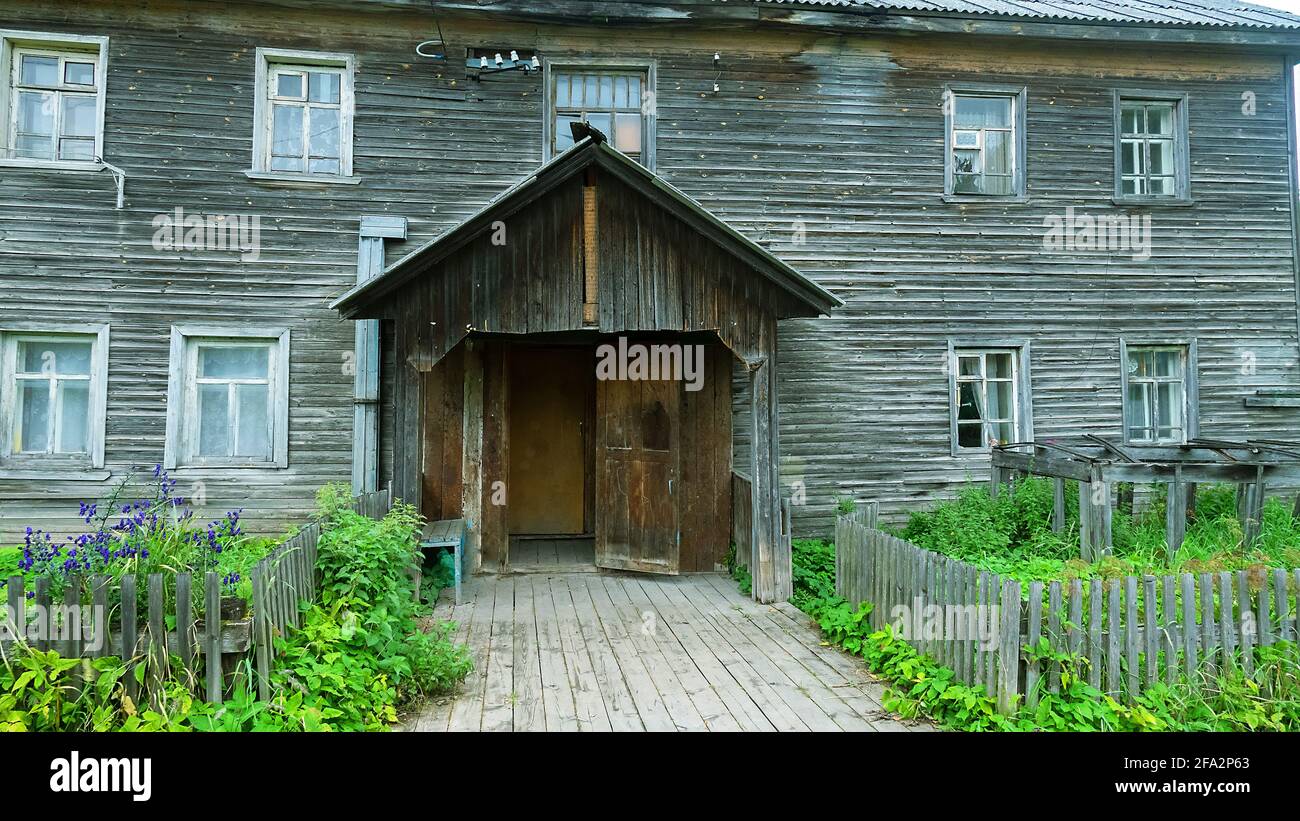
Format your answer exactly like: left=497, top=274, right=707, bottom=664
left=3, top=0, right=1300, bottom=602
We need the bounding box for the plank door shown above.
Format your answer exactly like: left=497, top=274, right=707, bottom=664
left=507, top=347, right=592, bottom=535
left=596, top=374, right=681, bottom=574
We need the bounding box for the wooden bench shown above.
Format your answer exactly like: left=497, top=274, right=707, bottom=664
left=417, top=518, right=466, bottom=605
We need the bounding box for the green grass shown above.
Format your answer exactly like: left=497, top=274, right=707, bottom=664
left=0, top=546, right=18, bottom=578
left=894, top=479, right=1300, bottom=586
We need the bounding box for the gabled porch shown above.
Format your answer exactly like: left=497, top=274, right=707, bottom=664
left=332, top=127, right=841, bottom=602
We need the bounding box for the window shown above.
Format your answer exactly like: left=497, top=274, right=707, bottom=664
left=0, top=31, right=108, bottom=166
left=945, top=86, right=1026, bottom=198
left=1121, top=341, right=1197, bottom=444
left=547, top=63, right=654, bottom=167
left=165, top=327, right=289, bottom=469
left=0, top=325, right=109, bottom=472
left=948, top=344, right=1033, bottom=455
left=1114, top=92, right=1189, bottom=202
left=251, top=49, right=353, bottom=180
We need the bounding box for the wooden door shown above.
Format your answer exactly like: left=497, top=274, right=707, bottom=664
left=507, top=347, right=592, bottom=535
left=596, top=374, right=681, bottom=574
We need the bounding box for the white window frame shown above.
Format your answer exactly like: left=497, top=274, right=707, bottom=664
left=0, top=30, right=108, bottom=170
left=165, top=326, right=290, bottom=469
left=543, top=58, right=656, bottom=170
left=248, top=48, right=355, bottom=184
left=943, top=84, right=1027, bottom=200
left=0, top=323, right=109, bottom=474
left=948, top=340, right=1034, bottom=457
left=1120, top=339, right=1198, bottom=445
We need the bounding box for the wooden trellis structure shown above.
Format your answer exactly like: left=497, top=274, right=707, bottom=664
left=991, top=437, right=1300, bottom=560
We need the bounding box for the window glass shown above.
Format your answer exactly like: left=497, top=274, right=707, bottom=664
left=953, top=349, right=1022, bottom=451
left=1124, top=345, right=1187, bottom=443
left=1119, top=100, right=1182, bottom=199
left=552, top=69, right=648, bottom=164
left=11, top=49, right=101, bottom=161
left=188, top=340, right=276, bottom=462
left=262, top=60, right=347, bottom=175
left=8, top=336, right=95, bottom=456
left=949, top=93, right=1017, bottom=197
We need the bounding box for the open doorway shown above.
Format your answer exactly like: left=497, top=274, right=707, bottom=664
left=507, top=344, right=596, bottom=571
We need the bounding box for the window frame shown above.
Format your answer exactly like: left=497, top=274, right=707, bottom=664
left=1119, top=338, right=1199, bottom=445
left=0, top=322, right=109, bottom=474
left=543, top=58, right=656, bottom=170
left=0, top=30, right=108, bottom=170
left=249, top=48, right=355, bottom=184
left=165, top=325, right=290, bottom=470
left=947, top=340, right=1034, bottom=457
left=943, top=83, right=1028, bottom=201
left=1113, top=90, right=1191, bottom=205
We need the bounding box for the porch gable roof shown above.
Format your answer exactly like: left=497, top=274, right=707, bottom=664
left=330, top=136, right=843, bottom=320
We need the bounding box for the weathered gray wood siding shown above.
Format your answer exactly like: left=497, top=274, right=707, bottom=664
left=1, top=1, right=1297, bottom=540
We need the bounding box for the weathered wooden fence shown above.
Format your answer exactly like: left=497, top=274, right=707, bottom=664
left=0, top=488, right=392, bottom=707
left=835, top=512, right=1300, bottom=715
left=249, top=486, right=391, bottom=700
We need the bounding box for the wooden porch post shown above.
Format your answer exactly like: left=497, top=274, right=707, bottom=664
left=462, top=339, right=485, bottom=574
left=748, top=341, right=789, bottom=603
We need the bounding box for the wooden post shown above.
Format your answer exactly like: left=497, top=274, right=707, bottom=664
left=91, top=575, right=109, bottom=659
left=1051, top=478, right=1066, bottom=533
left=253, top=565, right=271, bottom=702
left=1166, top=471, right=1187, bottom=557
left=4, top=576, right=23, bottom=649
left=582, top=169, right=599, bottom=325
left=462, top=338, right=485, bottom=574
left=205, top=572, right=223, bottom=704
left=120, top=574, right=138, bottom=702
left=1026, top=581, right=1043, bottom=709
left=997, top=578, right=1021, bottom=716
left=176, top=573, right=195, bottom=676
left=749, top=356, right=785, bottom=603
left=147, top=574, right=166, bottom=706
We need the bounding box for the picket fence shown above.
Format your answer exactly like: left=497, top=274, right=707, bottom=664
left=1, top=488, right=392, bottom=708
left=835, top=507, right=1300, bottom=714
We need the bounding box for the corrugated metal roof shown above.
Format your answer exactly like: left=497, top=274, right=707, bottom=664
left=769, top=0, right=1300, bottom=29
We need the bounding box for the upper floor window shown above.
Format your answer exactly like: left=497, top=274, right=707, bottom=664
left=948, top=344, right=1033, bottom=455
left=944, top=86, right=1026, bottom=199
left=0, top=31, right=108, bottom=167
left=1114, top=92, right=1189, bottom=202
left=1121, top=341, right=1197, bottom=444
left=547, top=63, right=654, bottom=168
left=250, top=49, right=354, bottom=181
left=0, top=325, right=109, bottom=472
left=165, top=326, right=290, bottom=469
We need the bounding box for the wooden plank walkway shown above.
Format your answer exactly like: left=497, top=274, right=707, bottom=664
left=400, top=572, right=935, bottom=732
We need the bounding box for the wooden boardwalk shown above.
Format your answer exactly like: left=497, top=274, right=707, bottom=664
left=400, top=572, right=935, bottom=732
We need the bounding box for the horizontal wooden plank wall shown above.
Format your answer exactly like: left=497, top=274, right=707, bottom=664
left=835, top=513, right=1300, bottom=715
left=1, top=1, right=1297, bottom=550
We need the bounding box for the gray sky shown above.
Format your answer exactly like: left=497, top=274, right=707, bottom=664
left=1250, top=0, right=1300, bottom=14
